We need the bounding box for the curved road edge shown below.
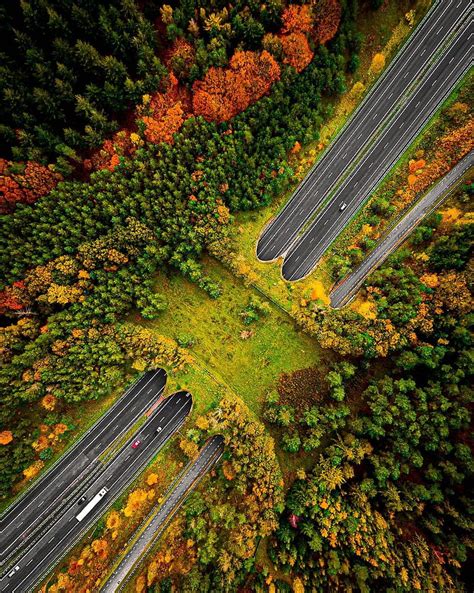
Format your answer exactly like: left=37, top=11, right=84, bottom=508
left=0, top=369, right=168, bottom=567
left=0, top=392, right=192, bottom=593
left=330, top=150, right=474, bottom=309
left=0, top=369, right=165, bottom=526
left=100, top=435, right=225, bottom=593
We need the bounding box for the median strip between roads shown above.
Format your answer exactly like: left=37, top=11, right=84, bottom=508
left=99, top=435, right=225, bottom=593
left=330, top=150, right=474, bottom=308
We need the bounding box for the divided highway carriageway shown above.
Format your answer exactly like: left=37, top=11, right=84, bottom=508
left=256, top=0, right=471, bottom=265
left=281, top=15, right=472, bottom=280
left=0, top=388, right=192, bottom=593
left=0, top=368, right=167, bottom=565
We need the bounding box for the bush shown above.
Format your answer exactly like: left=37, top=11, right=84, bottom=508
left=282, top=431, right=301, bottom=453
left=176, top=333, right=195, bottom=348
left=39, top=447, right=53, bottom=461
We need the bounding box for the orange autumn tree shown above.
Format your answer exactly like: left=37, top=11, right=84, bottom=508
left=281, top=4, right=313, bottom=34
left=193, top=50, right=280, bottom=123
left=23, top=460, right=44, bottom=480
left=280, top=32, right=314, bottom=72
left=139, top=73, right=190, bottom=145
left=0, top=159, right=62, bottom=213
left=86, top=73, right=191, bottom=172
left=0, top=281, right=29, bottom=315
left=396, top=117, right=474, bottom=209
left=123, top=488, right=150, bottom=517
left=142, top=102, right=185, bottom=145
left=91, top=539, right=109, bottom=560
left=313, top=0, right=342, bottom=45
left=84, top=130, right=137, bottom=173
left=106, top=510, right=121, bottom=531
left=41, top=394, right=57, bottom=411
left=279, top=4, right=318, bottom=73
left=0, top=431, right=13, bottom=445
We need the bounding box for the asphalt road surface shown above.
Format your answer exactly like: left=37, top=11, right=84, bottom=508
left=256, top=0, right=471, bottom=263
left=329, top=151, right=474, bottom=308
left=0, top=369, right=167, bottom=565
left=100, top=435, right=225, bottom=593
left=282, top=17, right=472, bottom=281
left=0, top=391, right=192, bottom=593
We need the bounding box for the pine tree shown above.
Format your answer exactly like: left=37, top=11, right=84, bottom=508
left=0, top=0, right=167, bottom=166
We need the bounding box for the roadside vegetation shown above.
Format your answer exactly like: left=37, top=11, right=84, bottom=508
left=324, top=72, right=474, bottom=285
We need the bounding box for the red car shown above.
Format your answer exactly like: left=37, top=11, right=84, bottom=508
left=131, top=438, right=141, bottom=449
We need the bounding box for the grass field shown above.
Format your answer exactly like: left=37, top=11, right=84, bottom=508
left=137, top=257, right=322, bottom=419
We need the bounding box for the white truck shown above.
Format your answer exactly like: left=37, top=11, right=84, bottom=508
left=75, top=487, right=109, bottom=522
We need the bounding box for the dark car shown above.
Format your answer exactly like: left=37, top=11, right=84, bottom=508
left=77, top=495, right=87, bottom=505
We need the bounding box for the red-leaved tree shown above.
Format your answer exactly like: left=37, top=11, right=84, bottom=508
left=192, top=50, right=280, bottom=123
left=0, top=160, right=62, bottom=213
left=280, top=32, right=314, bottom=73
left=313, top=0, right=342, bottom=45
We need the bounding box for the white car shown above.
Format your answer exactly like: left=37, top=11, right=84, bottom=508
left=156, top=426, right=162, bottom=433
left=8, top=566, right=20, bottom=578
left=339, top=202, right=347, bottom=212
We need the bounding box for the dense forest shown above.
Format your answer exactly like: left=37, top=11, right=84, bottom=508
left=0, top=0, right=167, bottom=169
left=266, top=201, right=473, bottom=590
left=0, top=1, right=472, bottom=592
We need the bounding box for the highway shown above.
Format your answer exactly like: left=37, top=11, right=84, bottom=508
left=256, top=0, right=471, bottom=263
left=330, top=150, right=474, bottom=308
left=282, top=16, right=472, bottom=281
left=0, top=368, right=167, bottom=565
left=100, top=435, right=225, bottom=593
left=0, top=390, right=193, bottom=593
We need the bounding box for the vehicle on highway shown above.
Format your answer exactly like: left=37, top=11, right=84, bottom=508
left=156, top=426, right=162, bottom=433
left=76, top=487, right=109, bottom=522
left=339, top=202, right=347, bottom=212
left=131, top=438, right=141, bottom=449
left=8, top=566, right=20, bottom=578
left=77, top=495, right=87, bottom=505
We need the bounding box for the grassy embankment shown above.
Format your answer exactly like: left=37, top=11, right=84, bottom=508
left=141, top=260, right=320, bottom=417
